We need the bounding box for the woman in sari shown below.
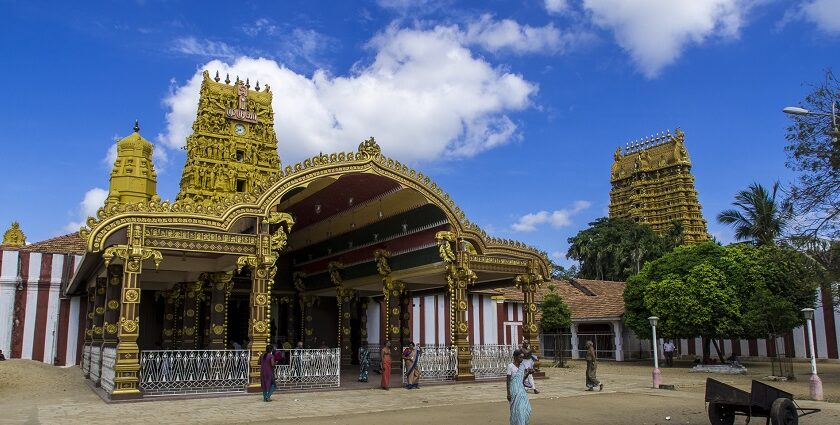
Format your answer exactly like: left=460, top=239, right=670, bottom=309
left=507, top=349, right=533, bottom=425
left=380, top=341, right=392, bottom=390
left=358, top=341, right=370, bottom=382
left=585, top=340, right=603, bottom=391
left=260, top=344, right=277, bottom=402
left=402, top=341, right=421, bottom=389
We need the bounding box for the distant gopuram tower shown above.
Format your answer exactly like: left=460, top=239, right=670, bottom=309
left=176, top=70, right=281, bottom=204
left=608, top=129, right=708, bottom=244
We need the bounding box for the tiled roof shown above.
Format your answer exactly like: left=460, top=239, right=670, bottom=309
left=488, top=278, right=626, bottom=321
left=17, top=232, right=86, bottom=255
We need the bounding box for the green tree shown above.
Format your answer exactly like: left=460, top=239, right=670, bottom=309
left=540, top=285, right=572, bottom=332
left=624, top=242, right=817, bottom=362
left=783, top=69, right=840, bottom=238
left=566, top=217, right=666, bottom=281
left=717, top=182, right=792, bottom=246
left=551, top=263, right=578, bottom=280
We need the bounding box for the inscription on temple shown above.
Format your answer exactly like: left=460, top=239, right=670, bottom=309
left=143, top=226, right=257, bottom=255
left=225, top=83, right=257, bottom=123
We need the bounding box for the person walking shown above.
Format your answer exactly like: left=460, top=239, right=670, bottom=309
left=663, top=339, right=676, bottom=367
left=358, top=341, right=370, bottom=382
left=584, top=341, right=602, bottom=391
left=260, top=345, right=277, bottom=402
left=507, top=349, right=533, bottom=425
left=380, top=341, right=392, bottom=390
left=520, top=342, right=539, bottom=394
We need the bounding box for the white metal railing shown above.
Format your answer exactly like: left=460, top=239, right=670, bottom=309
left=90, top=345, right=102, bottom=383
left=274, top=348, right=340, bottom=390
left=401, top=345, right=457, bottom=384
left=101, top=347, right=117, bottom=393
left=139, top=350, right=250, bottom=396
left=471, top=344, right=515, bottom=379
left=82, top=344, right=91, bottom=375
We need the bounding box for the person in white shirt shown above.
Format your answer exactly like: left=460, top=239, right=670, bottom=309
left=663, top=340, right=676, bottom=367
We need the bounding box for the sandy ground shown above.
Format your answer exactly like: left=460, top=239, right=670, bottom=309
left=1, top=358, right=839, bottom=424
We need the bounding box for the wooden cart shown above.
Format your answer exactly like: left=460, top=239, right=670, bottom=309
left=705, top=378, right=820, bottom=425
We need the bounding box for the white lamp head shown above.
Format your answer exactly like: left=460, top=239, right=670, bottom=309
left=648, top=316, right=659, bottom=327
left=783, top=106, right=810, bottom=115
left=801, top=307, right=815, bottom=321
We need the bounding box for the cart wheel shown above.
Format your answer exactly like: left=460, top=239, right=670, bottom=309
left=708, top=402, right=736, bottom=425
left=770, top=398, right=798, bottom=425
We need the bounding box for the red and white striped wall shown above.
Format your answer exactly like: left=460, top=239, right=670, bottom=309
left=678, top=287, right=840, bottom=361
left=0, top=249, right=86, bottom=366
left=365, top=293, right=525, bottom=347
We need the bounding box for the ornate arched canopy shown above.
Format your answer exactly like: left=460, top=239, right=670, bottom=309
left=74, top=139, right=549, bottom=294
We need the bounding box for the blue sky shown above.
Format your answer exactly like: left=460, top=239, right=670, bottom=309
left=1, top=0, right=838, bottom=265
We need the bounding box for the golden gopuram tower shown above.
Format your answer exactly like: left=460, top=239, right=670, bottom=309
left=608, top=129, right=708, bottom=244
left=177, top=70, right=281, bottom=204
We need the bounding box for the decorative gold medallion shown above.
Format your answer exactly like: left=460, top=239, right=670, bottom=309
left=121, top=320, right=138, bottom=333
left=163, top=329, right=173, bottom=337
left=458, top=300, right=467, bottom=311
left=105, top=324, right=118, bottom=334
left=306, top=315, right=313, bottom=322
left=529, top=303, right=537, bottom=312
left=391, top=325, right=400, bottom=335
left=95, top=306, right=105, bottom=315
left=255, top=294, right=268, bottom=306
left=184, top=327, right=195, bottom=336
left=165, top=313, right=174, bottom=321
left=124, top=288, right=140, bottom=303
left=458, top=322, right=468, bottom=332
left=107, top=300, right=119, bottom=310
left=343, top=312, right=350, bottom=319
left=254, top=321, right=267, bottom=333
left=97, top=287, right=106, bottom=295
left=343, top=328, right=350, bottom=336
left=391, top=307, right=400, bottom=316
left=213, top=325, right=224, bottom=335
left=214, top=303, right=225, bottom=313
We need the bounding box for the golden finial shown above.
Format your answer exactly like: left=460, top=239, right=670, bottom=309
left=2, top=221, right=26, bottom=247
left=245, top=78, right=250, bottom=89
left=224, top=73, right=231, bottom=84
left=255, top=81, right=260, bottom=92
left=134, top=120, right=140, bottom=133
left=214, top=70, right=220, bottom=82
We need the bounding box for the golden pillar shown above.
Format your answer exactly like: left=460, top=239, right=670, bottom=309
left=437, top=231, right=475, bottom=381
left=516, top=273, right=544, bottom=376
left=329, top=262, right=354, bottom=365
left=374, top=249, right=402, bottom=370
left=91, top=277, right=106, bottom=385
left=180, top=281, right=203, bottom=349
left=102, top=265, right=122, bottom=349
left=207, top=272, right=233, bottom=349
left=401, top=292, right=412, bottom=348
left=103, top=224, right=163, bottom=399
left=293, top=272, right=310, bottom=346
left=160, top=287, right=181, bottom=349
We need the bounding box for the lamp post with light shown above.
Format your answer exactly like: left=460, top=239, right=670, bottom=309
left=783, top=102, right=840, bottom=141
left=801, top=308, right=823, bottom=401
left=649, top=316, right=661, bottom=388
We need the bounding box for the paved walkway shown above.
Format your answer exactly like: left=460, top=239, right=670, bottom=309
left=2, top=359, right=839, bottom=424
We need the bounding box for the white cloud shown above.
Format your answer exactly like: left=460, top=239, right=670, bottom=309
left=377, top=0, right=442, bottom=14
left=551, top=250, right=566, bottom=259
left=65, top=188, right=108, bottom=232
left=512, top=200, right=591, bottom=232
left=579, top=0, right=755, bottom=78
left=464, top=14, right=585, bottom=54
left=545, top=0, right=571, bottom=14
left=159, top=24, right=537, bottom=165
left=798, top=0, right=840, bottom=34
left=170, top=37, right=238, bottom=59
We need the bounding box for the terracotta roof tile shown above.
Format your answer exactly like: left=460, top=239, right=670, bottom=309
left=486, top=279, right=626, bottom=321
left=18, top=232, right=86, bottom=255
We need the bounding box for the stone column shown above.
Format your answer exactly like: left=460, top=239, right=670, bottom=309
left=612, top=320, right=624, bottom=361
left=374, top=249, right=402, bottom=372
left=180, top=281, right=203, bottom=350
left=91, top=276, right=107, bottom=386
left=83, top=284, right=95, bottom=378
left=161, top=287, right=181, bottom=349
left=102, top=265, right=122, bottom=350
left=570, top=322, right=579, bottom=360
left=517, top=273, right=544, bottom=376
left=207, top=272, right=233, bottom=350
left=104, top=224, right=163, bottom=399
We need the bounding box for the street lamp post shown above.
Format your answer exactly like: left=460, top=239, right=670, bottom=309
left=648, top=316, right=661, bottom=389
left=801, top=308, right=823, bottom=401
left=783, top=101, right=840, bottom=141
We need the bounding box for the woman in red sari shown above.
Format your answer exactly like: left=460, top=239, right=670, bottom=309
left=380, top=341, right=392, bottom=390
left=260, top=344, right=277, bottom=402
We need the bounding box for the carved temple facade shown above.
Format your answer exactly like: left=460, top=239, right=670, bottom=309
left=608, top=129, right=709, bottom=243
left=57, top=71, right=551, bottom=400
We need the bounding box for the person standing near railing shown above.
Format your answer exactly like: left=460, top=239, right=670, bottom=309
left=358, top=341, right=370, bottom=382
left=403, top=342, right=421, bottom=389
left=380, top=341, right=392, bottom=390
left=260, top=345, right=277, bottom=402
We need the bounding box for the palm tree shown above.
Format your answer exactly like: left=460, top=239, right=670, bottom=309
left=717, top=182, right=793, bottom=246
